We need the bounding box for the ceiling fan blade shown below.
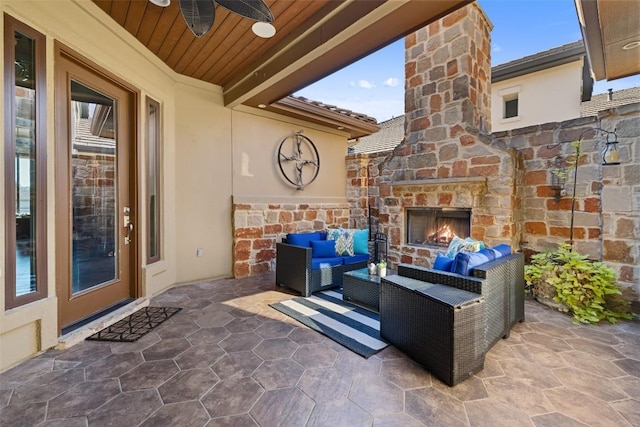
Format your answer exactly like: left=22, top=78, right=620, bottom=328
left=215, top=0, right=274, bottom=22
left=179, top=0, right=216, bottom=37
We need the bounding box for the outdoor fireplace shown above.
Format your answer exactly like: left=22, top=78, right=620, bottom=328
left=406, top=208, right=471, bottom=247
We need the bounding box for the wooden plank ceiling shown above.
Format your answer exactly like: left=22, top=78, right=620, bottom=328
left=93, top=0, right=332, bottom=88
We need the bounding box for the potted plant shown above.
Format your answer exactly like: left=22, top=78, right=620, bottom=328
left=376, top=260, right=387, bottom=277
left=525, top=243, right=633, bottom=324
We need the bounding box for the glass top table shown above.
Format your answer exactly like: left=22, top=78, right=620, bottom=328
left=342, top=267, right=395, bottom=313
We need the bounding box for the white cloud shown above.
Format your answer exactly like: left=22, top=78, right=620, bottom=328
left=383, top=77, right=399, bottom=87
left=358, top=79, right=375, bottom=89
left=492, top=43, right=502, bottom=52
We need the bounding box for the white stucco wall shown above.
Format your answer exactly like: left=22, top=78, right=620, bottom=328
left=491, top=60, right=584, bottom=132
left=0, top=0, right=352, bottom=370
left=231, top=106, right=349, bottom=202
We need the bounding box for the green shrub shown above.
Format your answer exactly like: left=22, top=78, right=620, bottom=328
left=524, top=243, right=633, bottom=324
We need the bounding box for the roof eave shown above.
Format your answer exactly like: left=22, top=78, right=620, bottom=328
left=491, top=43, right=586, bottom=83
left=269, top=96, right=381, bottom=139
left=574, top=0, right=606, bottom=80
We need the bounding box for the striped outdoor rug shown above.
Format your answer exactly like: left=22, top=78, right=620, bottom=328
left=270, top=289, right=388, bottom=358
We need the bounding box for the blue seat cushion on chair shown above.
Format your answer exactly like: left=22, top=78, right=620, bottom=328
left=287, top=231, right=323, bottom=247
left=491, top=244, right=512, bottom=257
left=433, top=253, right=454, bottom=272
left=311, top=257, right=344, bottom=270
left=310, top=240, right=336, bottom=258
left=452, top=248, right=497, bottom=276
left=342, top=254, right=370, bottom=265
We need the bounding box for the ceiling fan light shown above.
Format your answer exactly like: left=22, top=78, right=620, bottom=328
left=149, top=0, right=171, bottom=7
left=252, top=22, right=276, bottom=38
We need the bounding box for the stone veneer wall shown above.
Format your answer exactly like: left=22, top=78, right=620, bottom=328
left=346, top=103, right=640, bottom=311
left=232, top=202, right=351, bottom=277
left=492, top=104, right=640, bottom=310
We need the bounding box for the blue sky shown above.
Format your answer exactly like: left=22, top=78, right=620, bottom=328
left=295, top=0, right=640, bottom=122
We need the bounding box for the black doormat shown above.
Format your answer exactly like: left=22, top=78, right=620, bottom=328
left=86, top=306, right=182, bottom=342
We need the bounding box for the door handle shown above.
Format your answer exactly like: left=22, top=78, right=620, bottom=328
left=124, top=206, right=133, bottom=245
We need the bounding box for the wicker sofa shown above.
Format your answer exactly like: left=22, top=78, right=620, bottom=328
left=275, top=231, right=369, bottom=297
left=394, top=252, right=525, bottom=351
left=379, top=252, right=524, bottom=386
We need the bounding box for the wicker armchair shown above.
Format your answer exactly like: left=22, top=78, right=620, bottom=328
left=396, top=253, right=525, bottom=350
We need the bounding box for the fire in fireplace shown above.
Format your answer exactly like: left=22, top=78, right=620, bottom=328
left=406, top=208, right=471, bottom=247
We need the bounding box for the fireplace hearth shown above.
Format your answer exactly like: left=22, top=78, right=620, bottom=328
left=406, top=208, right=471, bottom=248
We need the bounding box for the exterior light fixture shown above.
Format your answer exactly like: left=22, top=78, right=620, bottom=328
left=149, top=0, right=170, bottom=6
left=602, top=132, right=620, bottom=165
left=257, top=104, right=267, bottom=109
left=252, top=22, right=276, bottom=38
left=622, top=41, right=640, bottom=50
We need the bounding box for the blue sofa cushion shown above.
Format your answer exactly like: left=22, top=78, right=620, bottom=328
left=287, top=231, right=324, bottom=247
left=311, top=257, right=344, bottom=270
left=310, top=240, right=336, bottom=258
left=452, top=248, right=497, bottom=276
left=433, top=253, right=454, bottom=272
left=353, top=229, right=369, bottom=254
left=491, top=244, right=512, bottom=257
left=342, top=254, right=369, bottom=265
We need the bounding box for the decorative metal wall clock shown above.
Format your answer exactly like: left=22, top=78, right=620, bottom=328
left=277, top=131, right=320, bottom=190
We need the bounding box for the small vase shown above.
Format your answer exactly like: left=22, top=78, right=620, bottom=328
left=368, top=263, right=377, bottom=275
left=378, top=267, right=386, bottom=277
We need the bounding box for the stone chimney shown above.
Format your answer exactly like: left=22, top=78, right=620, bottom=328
left=406, top=3, right=492, bottom=144
left=376, top=3, right=521, bottom=267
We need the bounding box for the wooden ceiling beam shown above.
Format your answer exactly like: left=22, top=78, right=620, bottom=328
left=223, top=0, right=472, bottom=108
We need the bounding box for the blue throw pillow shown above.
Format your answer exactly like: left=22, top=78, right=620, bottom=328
left=353, top=229, right=369, bottom=254
left=452, top=248, right=496, bottom=276
left=287, top=231, right=322, bottom=247
left=310, top=240, right=336, bottom=258
left=492, top=244, right=512, bottom=257
left=433, top=254, right=454, bottom=272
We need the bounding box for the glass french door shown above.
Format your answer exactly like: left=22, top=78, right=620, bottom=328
left=56, top=49, right=136, bottom=331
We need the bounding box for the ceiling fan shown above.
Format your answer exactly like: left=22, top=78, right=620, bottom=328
left=149, top=0, right=274, bottom=38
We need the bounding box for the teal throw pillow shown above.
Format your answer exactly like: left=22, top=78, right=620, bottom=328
left=353, top=229, right=369, bottom=254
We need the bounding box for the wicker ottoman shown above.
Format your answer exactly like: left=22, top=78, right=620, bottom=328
left=379, top=275, right=487, bottom=386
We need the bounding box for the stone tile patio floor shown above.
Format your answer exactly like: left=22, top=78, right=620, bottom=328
left=1, top=273, right=639, bottom=427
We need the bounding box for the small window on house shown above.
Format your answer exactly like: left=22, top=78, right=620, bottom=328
left=504, top=94, right=519, bottom=119
left=146, top=97, right=161, bottom=264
